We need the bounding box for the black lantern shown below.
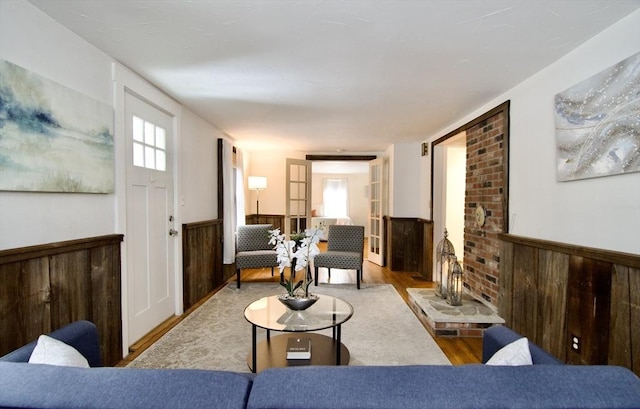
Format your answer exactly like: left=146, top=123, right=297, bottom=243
left=435, top=228, right=455, bottom=298
left=447, top=255, right=463, bottom=306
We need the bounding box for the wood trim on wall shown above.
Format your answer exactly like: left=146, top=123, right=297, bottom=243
left=245, top=214, right=285, bottom=231
left=499, top=233, right=639, bottom=376
left=0, top=235, right=124, bottom=366
left=384, top=217, right=433, bottom=279
left=182, top=219, right=225, bottom=311
left=305, top=155, right=377, bottom=161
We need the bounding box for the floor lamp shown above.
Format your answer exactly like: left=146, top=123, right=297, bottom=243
left=247, top=176, right=267, bottom=217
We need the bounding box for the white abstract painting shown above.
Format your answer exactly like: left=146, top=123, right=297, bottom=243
left=0, top=59, right=114, bottom=193
left=555, top=52, right=640, bottom=182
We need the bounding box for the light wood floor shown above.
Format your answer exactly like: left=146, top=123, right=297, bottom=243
left=118, top=245, right=483, bottom=367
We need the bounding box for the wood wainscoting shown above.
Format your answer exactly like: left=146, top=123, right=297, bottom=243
left=245, top=214, right=285, bottom=231
left=499, top=233, right=640, bottom=376
left=182, top=219, right=227, bottom=310
left=385, top=217, right=433, bottom=280
left=0, top=235, right=123, bottom=366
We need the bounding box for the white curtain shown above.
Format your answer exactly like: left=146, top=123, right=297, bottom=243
left=235, top=148, right=246, bottom=228
left=222, top=140, right=236, bottom=264
left=322, top=178, right=349, bottom=217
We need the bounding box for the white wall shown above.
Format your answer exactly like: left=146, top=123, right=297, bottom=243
left=388, top=141, right=422, bottom=217
left=0, top=0, right=115, bottom=250
left=179, top=109, right=221, bottom=223
left=419, top=10, right=640, bottom=255
left=445, top=147, right=466, bottom=258
left=0, top=0, right=223, bottom=250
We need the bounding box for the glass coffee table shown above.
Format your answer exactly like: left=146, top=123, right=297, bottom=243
left=244, top=294, right=353, bottom=373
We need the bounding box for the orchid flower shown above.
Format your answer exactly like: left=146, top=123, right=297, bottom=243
left=269, top=226, right=324, bottom=297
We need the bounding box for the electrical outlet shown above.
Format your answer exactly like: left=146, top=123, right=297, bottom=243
left=571, top=334, right=581, bottom=352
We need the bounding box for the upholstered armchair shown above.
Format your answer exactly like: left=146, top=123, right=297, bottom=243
left=235, top=224, right=278, bottom=289
left=313, top=225, right=365, bottom=289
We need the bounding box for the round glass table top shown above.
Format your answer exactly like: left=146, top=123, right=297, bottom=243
left=244, top=294, right=354, bottom=332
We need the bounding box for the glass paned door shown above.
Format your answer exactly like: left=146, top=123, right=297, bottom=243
left=368, top=158, right=384, bottom=265
left=286, top=158, right=311, bottom=235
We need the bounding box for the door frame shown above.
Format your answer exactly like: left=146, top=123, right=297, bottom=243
left=430, top=101, right=510, bottom=228
left=429, top=101, right=510, bottom=279
left=113, top=63, right=183, bottom=356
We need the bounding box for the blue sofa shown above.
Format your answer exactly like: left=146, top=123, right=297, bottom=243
left=1, top=321, right=639, bottom=409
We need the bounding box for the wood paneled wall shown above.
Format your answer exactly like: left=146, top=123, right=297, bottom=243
left=182, top=219, right=226, bottom=310
left=0, top=235, right=123, bottom=366
left=245, top=214, right=285, bottom=231
left=385, top=217, right=433, bottom=279
left=499, top=233, right=640, bottom=375
left=419, top=219, right=434, bottom=281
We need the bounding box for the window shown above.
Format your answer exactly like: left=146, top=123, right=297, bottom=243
left=132, top=115, right=166, bottom=171
left=323, top=178, right=349, bottom=217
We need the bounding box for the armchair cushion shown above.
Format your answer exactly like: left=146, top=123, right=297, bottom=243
left=236, top=250, right=278, bottom=269
left=314, top=251, right=361, bottom=270
left=237, top=224, right=274, bottom=252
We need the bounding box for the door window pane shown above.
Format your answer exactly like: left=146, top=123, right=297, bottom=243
left=133, top=142, right=144, bottom=167
left=131, top=118, right=167, bottom=171
left=133, top=116, right=144, bottom=142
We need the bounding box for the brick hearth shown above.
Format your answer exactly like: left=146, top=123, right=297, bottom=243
left=407, top=288, right=504, bottom=337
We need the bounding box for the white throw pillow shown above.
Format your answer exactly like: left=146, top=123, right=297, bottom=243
left=28, top=335, right=89, bottom=368
left=486, top=337, right=533, bottom=366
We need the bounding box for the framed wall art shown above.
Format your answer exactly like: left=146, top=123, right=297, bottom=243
left=555, top=52, right=639, bottom=182
left=0, top=59, right=114, bottom=193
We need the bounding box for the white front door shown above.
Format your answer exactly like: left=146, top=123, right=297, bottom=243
left=368, top=158, right=384, bottom=265
left=125, top=92, right=176, bottom=345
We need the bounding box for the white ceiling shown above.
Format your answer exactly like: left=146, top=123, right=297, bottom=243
left=29, top=0, right=639, bottom=153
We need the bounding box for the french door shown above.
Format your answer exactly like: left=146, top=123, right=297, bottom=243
left=125, top=92, right=177, bottom=345
left=286, top=158, right=311, bottom=236
left=368, top=158, right=384, bottom=265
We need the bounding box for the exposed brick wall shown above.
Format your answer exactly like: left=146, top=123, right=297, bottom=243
left=464, top=111, right=506, bottom=306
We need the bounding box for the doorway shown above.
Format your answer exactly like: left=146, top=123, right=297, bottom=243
left=124, top=92, right=177, bottom=345
left=433, top=132, right=467, bottom=265
left=430, top=101, right=510, bottom=306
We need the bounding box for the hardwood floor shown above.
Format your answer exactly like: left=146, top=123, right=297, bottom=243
left=118, top=243, right=483, bottom=367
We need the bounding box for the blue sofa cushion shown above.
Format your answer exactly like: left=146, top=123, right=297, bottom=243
left=248, top=365, right=640, bottom=409
left=0, top=320, right=102, bottom=367
left=0, top=362, right=253, bottom=409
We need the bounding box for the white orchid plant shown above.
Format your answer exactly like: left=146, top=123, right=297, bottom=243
left=269, top=227, right=323, bottom=298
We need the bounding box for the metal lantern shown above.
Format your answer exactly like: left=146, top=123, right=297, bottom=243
left=435, top=228, right=455, bottom=298
left=447, top=255, right=464, bottom=306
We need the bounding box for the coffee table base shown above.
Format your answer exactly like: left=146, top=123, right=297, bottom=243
left=247, top=333, right=350, bottom=373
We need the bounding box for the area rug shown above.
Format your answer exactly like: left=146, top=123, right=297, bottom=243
left=129, top=283, right=451, bottom=372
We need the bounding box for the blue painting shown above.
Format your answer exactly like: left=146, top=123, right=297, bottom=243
left=0, top=59, right=114, bottom=193
left=555, top=52, right=640, bottom=182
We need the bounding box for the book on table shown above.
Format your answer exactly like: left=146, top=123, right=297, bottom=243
left=286, top=337, right=311, bottom=360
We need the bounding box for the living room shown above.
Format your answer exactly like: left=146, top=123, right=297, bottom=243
left=1, top=0, right=639, bottom=396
